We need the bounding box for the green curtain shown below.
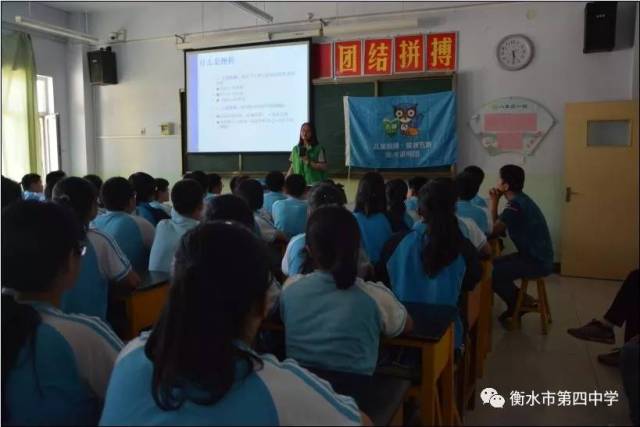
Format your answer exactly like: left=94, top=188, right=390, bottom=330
left=1, top=31, right=41, bottom=181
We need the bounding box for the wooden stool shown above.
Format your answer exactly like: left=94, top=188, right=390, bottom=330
left=511, top=277, right=552, bottom=334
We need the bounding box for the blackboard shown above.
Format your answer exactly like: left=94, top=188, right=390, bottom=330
left=183, top=74, right=455, bottom=176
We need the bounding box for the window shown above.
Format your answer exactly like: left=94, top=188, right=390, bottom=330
left=36, top=75, right=60, bottom=173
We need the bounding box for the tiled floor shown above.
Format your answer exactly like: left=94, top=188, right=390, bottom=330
left=464, top=274, right=633, bottom=426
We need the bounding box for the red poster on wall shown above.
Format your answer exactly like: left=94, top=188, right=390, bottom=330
left=394, top=34, right=425, bottom=73
left=426, top=32, right=457, bottom=71
left=334, top=40, right=362, bottom=77
left=312, top=43, right=333, bottom=79
left=363, top=38, right=392, bottom=75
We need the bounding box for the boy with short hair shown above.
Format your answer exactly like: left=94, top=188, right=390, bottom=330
left=21, top=173, right=44, bottom=201
left=236, top=178, right=288, bottom=244
left=204, top=173, right=223, bottom=202
left=149, top=179, right=204, bottom=272
left=93, top=177, right=155, bottom=273
left=455, top=171, right=490, bottom=234
left=263, top=171, right=287, bottom=219
left=272, top=174, right=308, bottom=238
left=464, top=165, right=488, bottom=209
left=405, top=176, right=428, bottom=221
left=44, top=170, right=66, bottom=200
left=150, top=177, right=172, bottom=216
left=489, top=164, right=554, bottom=327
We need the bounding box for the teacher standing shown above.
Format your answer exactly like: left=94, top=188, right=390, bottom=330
left=287, top=122, right=328, bottom=185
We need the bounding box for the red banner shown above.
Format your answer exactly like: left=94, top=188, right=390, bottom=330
left=311, top=43, right=333, bottom=79
left=394, top=34, right=425, bottom=73
left=334, top=40, right=362, bottom=77
left=427, top=32, right=457, bottom=71
left=363, top=38, right=392, bottom=75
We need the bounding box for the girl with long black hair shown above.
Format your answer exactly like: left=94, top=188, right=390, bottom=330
left=2, top=201, right=123, bottom=425
left=100, top=221, right=367, bottom=425
left=353, top=172, right=393, bottom=264
left=280, top=206, right=412, bottom=376
left=385, top=178, right=482, bottom=350
left=385, top=178, right=414, bottom=233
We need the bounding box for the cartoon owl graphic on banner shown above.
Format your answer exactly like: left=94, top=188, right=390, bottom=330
left=393, top=104, right=424, bottom=136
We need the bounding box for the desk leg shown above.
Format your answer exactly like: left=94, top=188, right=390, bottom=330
left=421, top=346, right=437, bottom=426
left=440, top=329, right=455, bottom=426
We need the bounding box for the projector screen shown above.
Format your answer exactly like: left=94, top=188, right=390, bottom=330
left=185, top=40, right=310, bottom=153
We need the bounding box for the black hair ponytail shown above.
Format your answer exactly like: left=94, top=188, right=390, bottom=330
left=306, top=206, right=360, bottom=290
left=419, top=179, right=463, bottom=277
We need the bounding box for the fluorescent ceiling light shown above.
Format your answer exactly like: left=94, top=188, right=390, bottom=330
left=322, top=18, right=419, bottom=37
left=231, top=2, right=274, bottom=24
left=14, top=16, right=99, bottom=44
left=178, top=32, right=272, bottom=50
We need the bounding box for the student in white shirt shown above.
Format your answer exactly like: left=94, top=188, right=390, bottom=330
left=100, top=221, right=367, bottom=426
left=149, top=179, right=203, bottom=273
left=281, top=206, right=413, bottom=376
left=2, top=201, right=122, bottom=426
left=236, top=178, right=289, bottom=244
left=53, top=177, right=140, bottom=321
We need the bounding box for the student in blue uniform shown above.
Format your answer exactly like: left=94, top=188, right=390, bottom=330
left=385, top=178, right=413, bottom=233
left=2, top=201, right=123, bottom=426
left=21, top=173, right=44, bottom=201
left=129, top=172, right=170, bottom=226
left=353, top=172, right=392, bottom=264
left=229, top=174, right=250, bottom=195
left=237, top=178, right=289, bottom=244
left=281, top=206, right=412, bottom=376
left=44, top=170, right=66, bottom=200
left=53, top=177, right=140, bottom=321
left=262, top=171, right=287, bottom=219
left=464, top=165, right=488, bottom=209
left=405, top=176, right=428, bottom=221
left=149, top=179, right=203, bottom=273
left=149, top=178, right=172, bottom=216
left=281, top=183, right=373, bottom=279
left=204, top=194, right=255, bottom=230
left=488, top=165, right=554, bottom=327
left=272, top=174, right=308, bottom=238
left=384, top=178, right=482, bottom=350
left=455, top=171, right=490, bottom=234
left=2, top=175, right=23, bottom=209
left=100, top=221, right=367, bottom=426
left=93, top=177, right=155, bottom=273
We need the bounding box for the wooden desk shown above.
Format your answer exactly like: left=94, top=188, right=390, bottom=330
left=381, top=303, right=457, bottom=426
left=122, top=271, right=170, bottom=340
left=261, top=304, right=457, bottom=426
left=308, top=368, right=411, bottom=426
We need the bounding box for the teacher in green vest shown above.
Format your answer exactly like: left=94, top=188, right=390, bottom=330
left=287, top=122, right=328, bottom=185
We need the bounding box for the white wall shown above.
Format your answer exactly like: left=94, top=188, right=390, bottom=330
left=85, top=1, right=637, bottom=260
left=1, top=2, right=73, bottom=171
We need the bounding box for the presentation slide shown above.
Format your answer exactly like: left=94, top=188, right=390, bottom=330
left=186, top=40, right=310, bottom=153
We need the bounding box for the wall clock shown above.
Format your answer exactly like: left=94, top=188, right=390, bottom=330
left=497, top=34, right=534, bottom=71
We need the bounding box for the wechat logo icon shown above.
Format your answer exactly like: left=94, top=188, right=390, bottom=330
left=481, top=388, right=506, bottom=409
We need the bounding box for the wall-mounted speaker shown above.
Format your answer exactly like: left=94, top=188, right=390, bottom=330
left=87, top=47, right=117, bottom=85
left=584, top=2, right=637, bottom=53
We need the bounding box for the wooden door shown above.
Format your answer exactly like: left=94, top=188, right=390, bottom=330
left=562, top=101, right=639, bottom=280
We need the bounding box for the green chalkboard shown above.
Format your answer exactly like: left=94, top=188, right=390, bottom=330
left=183, top=75, right=454, bottom=175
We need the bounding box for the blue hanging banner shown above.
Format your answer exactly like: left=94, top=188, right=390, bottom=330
left=344, top=92, right=457, bottom=168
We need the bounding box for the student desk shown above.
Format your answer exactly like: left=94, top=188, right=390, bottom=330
left=121, top=271, right=170, bottom=340
left=260, top=303, right=457, bottom=426
left=381, top=303, right=457, bottom=426
left=308, top=368, right=411, bottom=426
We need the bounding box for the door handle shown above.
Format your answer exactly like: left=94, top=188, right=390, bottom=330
left=565, top=187, right=580, bottom=202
